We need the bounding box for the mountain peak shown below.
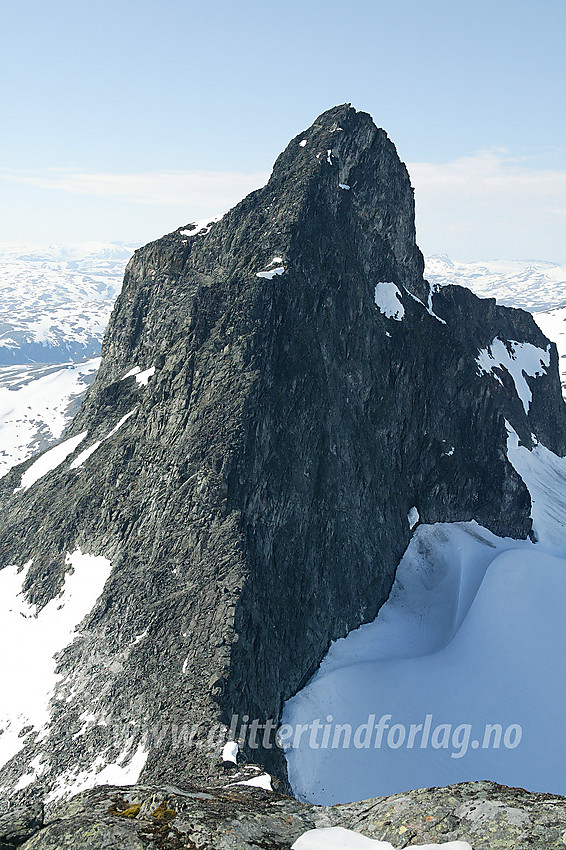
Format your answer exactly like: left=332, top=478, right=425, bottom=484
left=263, top=103, right=426, bottom=300
left=1, top=107, right=565, bottom=801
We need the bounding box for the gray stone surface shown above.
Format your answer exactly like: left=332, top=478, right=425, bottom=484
left=1, top=104, right=565, bottom=798
left=338, top=780, right=566, bottom=849
left=0, top=803, right=43, bottom=846
left=16, top=780, right=566, bottom=849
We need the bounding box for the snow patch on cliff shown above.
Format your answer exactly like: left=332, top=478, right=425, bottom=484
left=476, top=339, right=550, bottom=412
left=236, top=773, right=273, bottom=790
left=374, top=283, right=404, bottom=321
left=405, top=287, right=446, bottom=324
left=46, top=741, right=148, bottom=803
left=14, top=431, right=87, bottom=492
left=222, top=741, right=239, bottom=764
left=178, top=215, right=223, bottom=238
left=0, top=550, right=112, bottom=773
left=70, top=409, right=136, bottom=469
left=257, top=266, right=285, bottom=279
left=408, top=507, right=420, bottom=529
left=506, top=423, right=566, bottom=545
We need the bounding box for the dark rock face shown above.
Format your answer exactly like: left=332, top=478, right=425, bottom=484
left=1, top=104, right=565, bottom=797
left=15, top=780, right=566, bottom=850
left=0, top=803, right=43, bottom=847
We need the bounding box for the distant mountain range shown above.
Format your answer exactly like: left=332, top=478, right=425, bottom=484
left=0, top=241, right=139, bottom=365
left=0, top=242, right=138, bottom=476
left=425, top=254, right=566, bottom=312
left=2, top=246, right=565, bottom=367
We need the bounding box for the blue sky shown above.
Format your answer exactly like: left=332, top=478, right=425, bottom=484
left=1, top=0, right=565, bottom=260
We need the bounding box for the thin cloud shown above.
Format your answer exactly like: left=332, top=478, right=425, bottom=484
left=408, top=148, right=566, bottom=200
left=3, top=152, right=565, bottom=212
left=407, top=149, right=566, bottom=260
left=1, top=151, right=565, bottom=260
left=0, top=167, right=270, bottom=207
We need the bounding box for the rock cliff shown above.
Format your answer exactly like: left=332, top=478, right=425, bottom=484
left=4, top=780, right=566, bottom=849
left=0, top=104, right=565, bottom=799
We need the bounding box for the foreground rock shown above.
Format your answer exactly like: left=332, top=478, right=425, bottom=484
left=0, top=803, right=43, bottom=847
left=7, top=780, right=566, bottom=849
left=338, top=781, right=566, bottom=849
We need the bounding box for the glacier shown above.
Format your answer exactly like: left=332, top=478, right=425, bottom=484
left=283, top=430, right=566, bottom=803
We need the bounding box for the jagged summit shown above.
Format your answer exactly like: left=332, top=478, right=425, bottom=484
left=0, top=106, right=565, bottom=801
left=268, top=103, right=426, bottom=297
left=91, top=104, right=426, bottom=398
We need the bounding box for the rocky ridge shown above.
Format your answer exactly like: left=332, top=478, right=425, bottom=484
left=2, top=780, right=566, bottom=849
left=0, top=104, right=565, bottom=801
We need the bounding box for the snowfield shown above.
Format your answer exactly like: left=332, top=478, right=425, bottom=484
left=0, top=242, right=136, bottom=364
left=284, top=428, right=566, bottom=804
left=0, top=359, right=99, bottom=478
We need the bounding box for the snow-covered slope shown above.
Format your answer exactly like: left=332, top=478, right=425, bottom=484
left=0, top=242, right=137, bottom=365
left=284, top=430, right=566, bottom=804
left=0, top=550, right=114, bottom=785
left=0, top=359, right=99, bottom=478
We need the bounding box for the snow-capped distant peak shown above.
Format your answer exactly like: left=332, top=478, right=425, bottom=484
left=425, top=255, right=566, bottom=313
